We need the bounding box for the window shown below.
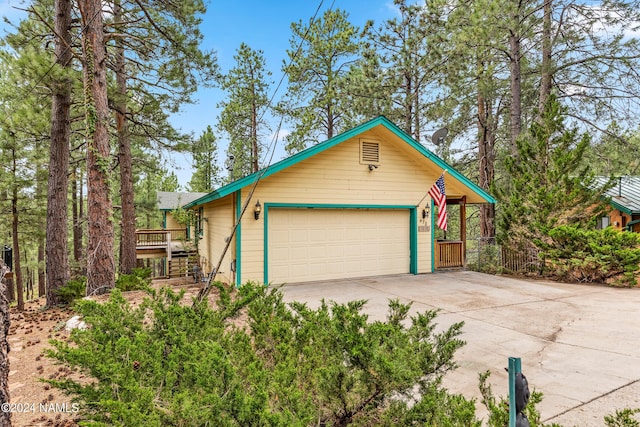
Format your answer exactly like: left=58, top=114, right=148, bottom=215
left=596, top=216, right=610, bottom=229
left=197, top=207, right=204, bottom=237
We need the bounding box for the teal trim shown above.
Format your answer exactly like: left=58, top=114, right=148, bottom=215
left=626, top=218, right=640, bottom=231
left=184, top=116, right=496, bottom=209
left=162, top=212, right=166, bottom=228
left=609, top=199, right=634, bottom=215
left=263, top=205, right=269, bottom=284
left=430, top=198, right=435, bottom=272
left=235, top=190, right=242, bottom=287
left=409, top=208, right=418, bottom=274
left=263, top=203, right=417, bottom=284
left=266, top=202, right=415, bottom=209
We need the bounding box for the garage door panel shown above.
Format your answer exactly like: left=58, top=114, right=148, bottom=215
left=269, top=209, right=409, bottom=283
left=309, top=229, right=326, bottom=242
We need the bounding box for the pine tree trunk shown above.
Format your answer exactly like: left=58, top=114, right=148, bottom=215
left=35, top=147, right=46, bottom=298
left=509, top=29, right=522, bottom=153
left=477, top=58, right=496, bottom=239
left=539, top=0, right=553, bottom=115
left=71, top=170, right=83, bottom=265
left=478, top=123, right=496, bottom=238
left=46, top=0, right=72, bottom=307
left=115, top=0, right=136, bottom=275
left=79, top=0, right=115, bottom=296
left=37, top=242, right=45, bottom=298
left=251, top=94, right=258, bottom=173
left=11, top=181, right=23, bottom=312
left=0, top=261, right=11, bottom=427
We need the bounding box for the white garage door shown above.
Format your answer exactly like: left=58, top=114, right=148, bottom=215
left=268, top=208, right=410, bottom=283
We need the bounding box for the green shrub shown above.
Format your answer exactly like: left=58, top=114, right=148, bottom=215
left=47, top=283, right=480, bottom=426
left=605, top=408, right=640, bottom=427
left=55, top=277, right=86, bottom=305
left=539, top=225, right=640, bottom=286
left=115, top=267, right=152, bottom=292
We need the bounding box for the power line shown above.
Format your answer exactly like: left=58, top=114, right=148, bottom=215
left=196, top=0, right=330, bottom=302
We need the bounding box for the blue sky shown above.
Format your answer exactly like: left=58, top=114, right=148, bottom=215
left=0, top=0, right=400, bottom=186
left=171, top=0, right=399, bottom=186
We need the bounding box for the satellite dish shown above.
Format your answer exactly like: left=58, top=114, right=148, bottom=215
left=431, top=128, right=448, bottom=146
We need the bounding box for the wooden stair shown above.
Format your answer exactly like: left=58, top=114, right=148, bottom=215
left=167, top=252, right=199, bottom=279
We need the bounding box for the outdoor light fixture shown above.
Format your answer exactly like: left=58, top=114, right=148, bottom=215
left=368, top=164, right=378, bottom=171
left=422, top=205, right=429, bottom=219
left=254, top=200, right=262, bottom=220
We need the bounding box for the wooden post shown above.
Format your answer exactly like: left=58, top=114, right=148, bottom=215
left=508, top=357, right=522, bottom=427
left=460, top=196, right=467, bottom=266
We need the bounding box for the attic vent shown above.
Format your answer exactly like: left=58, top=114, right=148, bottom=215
left=360, top=141, right=380, bottom=164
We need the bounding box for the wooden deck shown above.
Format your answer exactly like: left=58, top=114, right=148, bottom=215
left=136, top=228, right=198, bottom=278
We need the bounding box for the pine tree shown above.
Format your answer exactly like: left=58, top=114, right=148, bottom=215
left=47, top=0, right=73, bottom=305
left=360, top=0, right=442, bottom=141
left=188, top=126, right=221, bottom=192
left=218, top=43, right=271, bottom=180
left=78, top=0, right=116, bottom=296
left=0, top=3, right=57, bottom=306
left=280, top=9, right=361, bottom=153
left=102, top=0, right=218, bottom=274
left=496, top=96, right=609, bottom=249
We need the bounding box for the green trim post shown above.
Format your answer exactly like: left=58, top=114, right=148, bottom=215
left=430, top=198, right=435, bottom=272
left=263, top=203, right=269, bottom=284
left=410, top=208, right=418, bottom=274
left=509, top=357, right=522, bottom=427
left=235, top=190, right=242, bottom=287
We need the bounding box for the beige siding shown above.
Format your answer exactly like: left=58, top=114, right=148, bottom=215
left=237, top=132, right=434, bottom=284
left=198, top=197, right=235, bottom=284
left=164, top=212, right=182, bottom=230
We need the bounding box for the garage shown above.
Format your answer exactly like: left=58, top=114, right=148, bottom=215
left=268, top=208, right=410, bottom=283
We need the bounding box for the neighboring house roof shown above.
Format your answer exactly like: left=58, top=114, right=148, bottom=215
left=157, top=191, right=208, bottom=211
left=185, top=116, right=496, bottom=209
left=595, top=176, right=640, bottom=215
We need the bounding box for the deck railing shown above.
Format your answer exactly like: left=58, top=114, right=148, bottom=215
left=135, top=228, right=187, bottom=247
left=435, top=240, right=464, bottom=269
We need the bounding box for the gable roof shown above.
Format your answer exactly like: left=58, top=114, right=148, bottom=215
left=595, top=176, right=640, bottom=215
left=185, top=116, right=496, bottom=208
left=157, top=191, right=208, bottom=211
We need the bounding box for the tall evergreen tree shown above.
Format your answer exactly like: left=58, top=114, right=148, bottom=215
left=496, top=96, right=609, bottom=248
left=361, top=0, right=442, bottom=141
left=280, top=9, right=361, bottom=152
left=218, top=43, right=271, bottom=180
left=47, top=0, right=73, bottom=305
left=1, top=2, right=58, bottom=305
left=78, top=0, right=115, bottom=296
left=188, top=126, right=221, bottom=192
left=113, top=0, right=136, bottom=275
left=102, top=0, right=217, bottom=274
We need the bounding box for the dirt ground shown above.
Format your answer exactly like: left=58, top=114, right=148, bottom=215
left=6, top=277, right=204, bottom=427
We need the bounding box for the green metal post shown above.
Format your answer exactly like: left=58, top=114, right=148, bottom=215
left=508, top=357, right=522, bottom=427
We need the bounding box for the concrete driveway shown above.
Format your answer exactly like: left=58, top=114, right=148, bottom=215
left=279, top=271, right=640, bottom=426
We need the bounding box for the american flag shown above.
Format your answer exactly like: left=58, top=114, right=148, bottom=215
left=428, top=173, right=447, bottom=231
